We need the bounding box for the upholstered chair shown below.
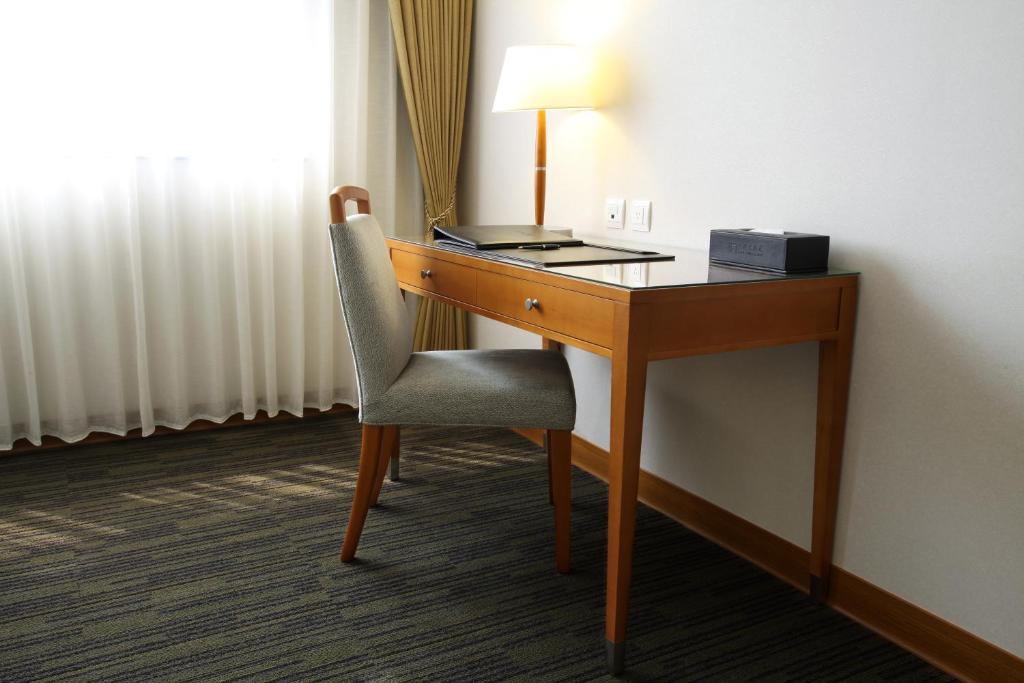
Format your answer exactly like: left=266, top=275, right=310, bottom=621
left=328, top=185, right=576, bottom=572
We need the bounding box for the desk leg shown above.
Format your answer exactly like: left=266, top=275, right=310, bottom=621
left=810, top=285, right=858, bottom=601
left=541, top=337, right=561, bottom=352
left=605, top=304, right=650, bottom=674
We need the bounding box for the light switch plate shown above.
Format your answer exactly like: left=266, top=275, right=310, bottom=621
left=605, top=198, right=625, bottom=229
left=629, top=199, right=651, bottom=232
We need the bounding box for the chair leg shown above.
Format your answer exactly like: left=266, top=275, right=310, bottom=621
left=546, top=432, right=554, bottom=505
left=547, top=429, right=572, bottom=574
left=390, top=443, right=400, bottom=481
left=371, top=426, right=399, bottom=506
left=341, top=424, right=384, bottom=562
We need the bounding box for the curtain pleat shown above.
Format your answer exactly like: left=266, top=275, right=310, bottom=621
left=388, top=0, right=473, bottom=352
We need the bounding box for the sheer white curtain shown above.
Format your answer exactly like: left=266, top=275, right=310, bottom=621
left=0, top=0, right=411, bottom=450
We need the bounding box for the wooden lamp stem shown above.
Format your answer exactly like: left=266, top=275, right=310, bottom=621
left=535, top=109, right=547, bottom=226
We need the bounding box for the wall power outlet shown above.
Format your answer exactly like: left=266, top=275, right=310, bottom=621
left=629, top=200, right=651, bottom=232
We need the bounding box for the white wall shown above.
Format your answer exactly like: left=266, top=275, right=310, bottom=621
left=459, top=0, right=1024, bottom=657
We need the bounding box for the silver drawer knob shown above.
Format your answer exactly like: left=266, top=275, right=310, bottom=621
left=524, top=297, right=540, bottom=311
left=420, top=269, right=432, bottom=279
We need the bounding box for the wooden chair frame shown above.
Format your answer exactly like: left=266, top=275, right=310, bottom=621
left=329, top=184, right=371, bottom=223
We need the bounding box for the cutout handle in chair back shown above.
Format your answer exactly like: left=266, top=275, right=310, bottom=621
left=329, top=185, right=371, bottom=223
left=328, top=186, right=413, bottom=419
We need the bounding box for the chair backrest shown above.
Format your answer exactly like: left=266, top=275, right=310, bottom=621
left=328, top=186, right=412, bottom=417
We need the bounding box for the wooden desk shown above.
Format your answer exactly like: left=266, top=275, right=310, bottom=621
left=386, top=235, right=859, bottom=674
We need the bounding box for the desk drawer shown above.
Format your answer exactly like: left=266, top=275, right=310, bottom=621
left=478, top=271, right=615, bottom=348
left=392, top=249, right=477, bottom=305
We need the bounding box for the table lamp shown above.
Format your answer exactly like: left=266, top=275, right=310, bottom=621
left=492, top=45, right=595, bottom=226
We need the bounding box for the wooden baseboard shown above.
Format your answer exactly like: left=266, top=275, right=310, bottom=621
left=510, top=427, right=1023, bottom=682
left=829, top=568, right=1024, bottom=682
left=8, top=404, right=355, bottom=455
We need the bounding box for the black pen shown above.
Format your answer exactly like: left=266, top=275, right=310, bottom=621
left=518, top=243, right=561, bottom=250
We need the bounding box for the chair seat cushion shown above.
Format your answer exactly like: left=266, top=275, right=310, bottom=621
left=361, top=349, right=575, bottom=430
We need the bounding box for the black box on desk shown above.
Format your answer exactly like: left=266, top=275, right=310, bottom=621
left=709, top=229, right=829, bottom=274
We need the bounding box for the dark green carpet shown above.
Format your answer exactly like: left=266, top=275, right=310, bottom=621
left=0, top=413, right=954, bottom=682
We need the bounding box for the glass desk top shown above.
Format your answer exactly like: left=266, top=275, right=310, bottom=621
left=390, top=232, right=858, bottom=291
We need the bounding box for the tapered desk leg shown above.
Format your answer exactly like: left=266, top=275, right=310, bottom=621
left=605, top=304, right=651, bottom=675
left=810, top=285, right=858, bottom=601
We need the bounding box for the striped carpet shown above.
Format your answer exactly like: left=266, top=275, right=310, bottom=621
left=1, top=413, right=954, bottom=682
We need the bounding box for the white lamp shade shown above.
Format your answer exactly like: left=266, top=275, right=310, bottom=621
left=492, top=45, right=595, bottom=112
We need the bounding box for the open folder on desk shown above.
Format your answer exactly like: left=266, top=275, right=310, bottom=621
left=433, top=225, right=582, bottom=249
left=432, top=225, right=674, bottom=267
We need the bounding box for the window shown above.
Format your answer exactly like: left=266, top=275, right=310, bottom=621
left=0, top=0, right=330, bottom=159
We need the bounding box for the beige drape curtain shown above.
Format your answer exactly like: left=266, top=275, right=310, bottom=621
left=388, top=0, right=472, bottom=351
